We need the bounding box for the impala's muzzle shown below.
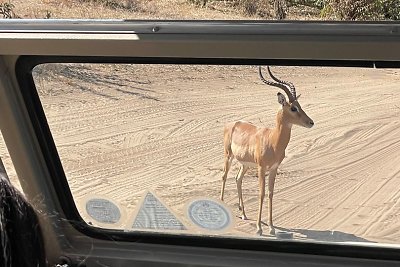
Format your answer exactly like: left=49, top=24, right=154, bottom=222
left=306, top=119, right=314, bottom=128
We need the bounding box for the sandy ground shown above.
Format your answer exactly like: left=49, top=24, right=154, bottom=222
left=2, top=63, right=400, bottom=244
left=0, top=0, right=394, bottom=256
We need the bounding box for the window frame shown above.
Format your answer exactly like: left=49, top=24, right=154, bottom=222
left=15, top=55, right=400, bottom=262
left=0, top=20, right=399, bottom=265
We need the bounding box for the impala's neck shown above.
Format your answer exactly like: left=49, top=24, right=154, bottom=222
left=271, top=109, right=292, bottom=152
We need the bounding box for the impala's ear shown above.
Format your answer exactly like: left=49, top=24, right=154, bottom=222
left=277, top=92, right=286, bottom=105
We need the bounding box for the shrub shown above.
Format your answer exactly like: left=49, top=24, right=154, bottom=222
left=378, top=0, right=400, bottom=20
left=0, top=2, right=16, bottom=18
left=322, top=0, right=400, bottom=20
left=187, top=0, right=400, bottom=20
left=273, top=0, right=288, bottom=19
left=241, top=0, right=259, bottom=16
left=187, top=0, right=208, bottom=7
left=80, top=0, right=139, bottom=11
left=327, top=0, right=373, bottom=20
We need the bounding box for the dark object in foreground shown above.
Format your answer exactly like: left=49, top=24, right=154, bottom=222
left=0, top=173, right=47, bottom=267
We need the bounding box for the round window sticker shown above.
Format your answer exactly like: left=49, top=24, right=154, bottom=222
left=86, top=198, right=121, bottom=224
left=187, top=198, right=232, bottom=232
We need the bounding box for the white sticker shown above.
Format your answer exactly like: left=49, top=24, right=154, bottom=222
left=187, top=198, right=232, bottom=232
left=86, top=198, right=121, bottom=224
left=130, top=191, right=186, bottom=230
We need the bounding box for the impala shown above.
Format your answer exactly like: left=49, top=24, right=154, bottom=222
left=221, top=66, right=314, bottom=236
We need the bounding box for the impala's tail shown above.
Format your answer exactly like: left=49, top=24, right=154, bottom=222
left=223, top=121, right=239, bottom=158
left=221, top=121, right=238, bottom=201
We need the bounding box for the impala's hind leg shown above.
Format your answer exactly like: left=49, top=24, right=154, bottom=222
left=221, top=155, right=232, bottom=201
left=236, top=165, right=249, bottom=220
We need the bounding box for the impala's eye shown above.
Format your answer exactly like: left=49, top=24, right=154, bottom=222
left=291, top=106, right=298, bottom=112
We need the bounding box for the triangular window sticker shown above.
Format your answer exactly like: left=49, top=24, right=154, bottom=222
left=131, top=191, right=186, bottom=230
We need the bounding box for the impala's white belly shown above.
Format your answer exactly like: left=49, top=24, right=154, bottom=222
left=237, top=161, right=280, bottom=170
left=238, top=161, right=258, bottom=168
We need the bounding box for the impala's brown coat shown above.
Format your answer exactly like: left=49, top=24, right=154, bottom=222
left=221, top=93, right=314, bottom=235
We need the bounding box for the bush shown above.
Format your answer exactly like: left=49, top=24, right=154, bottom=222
left=209, top=0, right=284, bottom=19
left=321, top=0, right=400, bottom=20
left=0, top=2, right=16, bottom=18
left=80, top=0, right=139, bottom=11
left=241, top=0, right=259, bottom=16
left=378, top=0, right=400, bottom=20
left=288, top=0, right=325, bottom=8
left=187, top=0, right=208, bottom=7
left=187, top=0, right=399, bottom=20
left=273, top=0, right=288, bottom=19
left=326, top=0, right=375, bottom=20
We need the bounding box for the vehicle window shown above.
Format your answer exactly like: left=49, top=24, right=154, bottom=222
left=32, top=63, right=400, bottom=244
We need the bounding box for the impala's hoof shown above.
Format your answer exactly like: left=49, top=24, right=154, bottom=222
left=269, top=227, right=276, bottom=236
left=240, top=215, right=247, bottom=220
left=256, top=229, right=263, bottom=236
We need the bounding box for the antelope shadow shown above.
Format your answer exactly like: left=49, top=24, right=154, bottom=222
left=274, top=226, right=374, bottom=243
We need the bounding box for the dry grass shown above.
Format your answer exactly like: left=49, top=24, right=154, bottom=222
left=10, top=0, right=320, bottom=20
left=12, top=0, right=254, bottom=19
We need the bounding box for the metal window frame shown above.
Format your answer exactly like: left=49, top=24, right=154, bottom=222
left=1, top=20, right=400, bottom=266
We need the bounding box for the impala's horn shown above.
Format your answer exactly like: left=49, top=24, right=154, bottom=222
left=258, top=66, right=295, bottom=103
left=266, top=66, right=297, bottom=100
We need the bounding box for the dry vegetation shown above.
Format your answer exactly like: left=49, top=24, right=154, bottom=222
left=10, top=0, right=253, bottom=19
left=8, top=0, right=320, bottom=20
left=4, top=0, right=399, bottom=20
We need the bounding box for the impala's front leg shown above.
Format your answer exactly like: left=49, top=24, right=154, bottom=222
left=268, top=167, right=278, bottom=235
left=256, top=165, right=266, bottom=236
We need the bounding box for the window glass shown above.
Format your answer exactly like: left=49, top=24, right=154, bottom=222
left=33, top=63, right=400, bottom=244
